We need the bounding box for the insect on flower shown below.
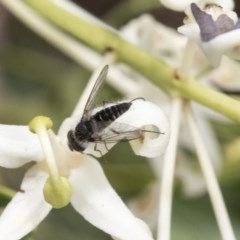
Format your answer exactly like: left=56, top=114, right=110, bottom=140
left=67, top=65, right=164, bottom=155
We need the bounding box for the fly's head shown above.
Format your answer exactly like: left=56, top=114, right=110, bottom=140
left=67, top=129, right=86, bottom=152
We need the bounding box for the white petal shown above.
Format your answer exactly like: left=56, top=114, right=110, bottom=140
left=69, top=155, right=153, bottom=240
left=179, top=24, right=240, bottom=66
left=160, top=0, right=234, bottom=11
left=116, top=100, right=170, bottom=157
left=178, top=23, right=201, bottom=41
left=0, top=165, right=51, bottom=240
left=112, top=219, right=153, bottom=240
left=208, top=0, right=234, bottom=11
left=207, top=57, right=240, bottom=91
left=121, top=15, right=187, bottom=68
left=202, top=30, right=240, bottom=66
left=0, top=125, right=43, bottom=168
left=160, top=0, right=195, bottom=11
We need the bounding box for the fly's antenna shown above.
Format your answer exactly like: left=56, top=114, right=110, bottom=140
left=130, top=97, right=145, bottom=102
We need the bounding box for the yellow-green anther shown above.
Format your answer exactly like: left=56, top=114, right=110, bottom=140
left=43, top=176, right=72, bottom=209
left=29, top=116, right=53, bottom=133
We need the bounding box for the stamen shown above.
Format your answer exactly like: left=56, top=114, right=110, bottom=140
left=29, top=116, right=72, bottom=208
left=185, top=104, right=236, bottom=240
left=157, top=98, right=182, bottom=240
left=29, top=116, right=59, bottom=183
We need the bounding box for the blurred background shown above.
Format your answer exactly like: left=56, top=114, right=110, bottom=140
left=0, top=0, right=240, bottom=239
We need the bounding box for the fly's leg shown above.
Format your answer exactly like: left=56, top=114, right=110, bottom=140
left=94, top=143, right=103, bottom=157
left=130, top=97, right=145, bottom=102
left=103, top=140, right=111, bottom=151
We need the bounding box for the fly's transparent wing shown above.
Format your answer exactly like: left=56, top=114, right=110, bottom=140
left=94, top=122, right=164, bottom=143
left=93, top=122, right=145, bottom=143
left=83, top=65, right=109, bottom=116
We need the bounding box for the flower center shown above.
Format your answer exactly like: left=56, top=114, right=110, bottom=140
left=29, top=116, right=72, bottom=208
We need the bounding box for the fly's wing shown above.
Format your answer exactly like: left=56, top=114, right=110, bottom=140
left=94, top=122, right=164, bottom=143
left=93, top=122, right=144, bottom=143
left=83, top=65, right=109, bottom=117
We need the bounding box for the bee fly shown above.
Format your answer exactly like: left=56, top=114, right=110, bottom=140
left=67, top=65, right=160, bottom=155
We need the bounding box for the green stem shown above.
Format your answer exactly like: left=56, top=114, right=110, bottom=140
left=103, top=0, right=161, bottom=27
left=11, top=0, right=240, bottom=124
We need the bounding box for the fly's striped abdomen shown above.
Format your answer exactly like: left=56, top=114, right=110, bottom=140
left=93, top=102, right=132, bottom=122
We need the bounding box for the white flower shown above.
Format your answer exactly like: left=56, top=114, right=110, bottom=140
left=120, top=14, right=221, bottom=197
left=0, top=105, right=166, bottom=239
left=119, top=13, right=235, bottom=240
left=205, top=57, right=240, bottom=93
left=159, top=0, right=234, bottom=12
left=0, top=122, right=141, bottom=239
left=120, top=14, right=187, bottom=68
left=0, top=66, right=170, bottom=239
left=178, top=3, right=240, bottom=66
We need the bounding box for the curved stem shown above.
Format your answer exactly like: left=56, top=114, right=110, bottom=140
left=103, top=0, right=161, bottom=27
left=157, top=98, right=182, bottom=240
left=15, top=0, right=240, bottom=124
left=2, top=0, right=240, bottom=123
left=185, top=103, right=236, bottom=240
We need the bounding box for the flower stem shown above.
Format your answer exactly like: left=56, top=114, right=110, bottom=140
left=157, top=98, right=182, bottom=240
left=185, top=104, right=236, bottom=240
left=103, top=0, right=161, bottom=27
left=14, top=0, right=240, bottom=124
